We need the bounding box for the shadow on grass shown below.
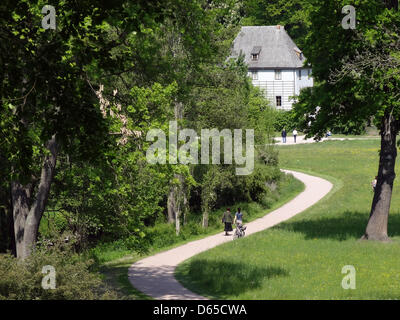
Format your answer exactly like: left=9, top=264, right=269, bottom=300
left=275, top=211, right=400, bottom=241
left=100, top=261, right=151, bottom=300
left=176, top=259, right=288, bottom=299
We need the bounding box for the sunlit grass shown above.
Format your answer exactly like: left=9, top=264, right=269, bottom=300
left=176, top=139, right=400, bottom=300
left=95, top=170, right=304, bottom=299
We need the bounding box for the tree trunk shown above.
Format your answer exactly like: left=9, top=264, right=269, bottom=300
left=202, top=207, right=209, bottom=228
left=167, top=174, right=186, bottom=235
left=183, top=190, right=188, bottom=226
left=11, top=181, right=32, bottom=257
left=362, top=112, right=397, bottom=241
left=0, top=186, right=13, bottom=253
left=167, top=188, right=176, bottom=224
left=11, top=135, right=58, bottom=259
left=175, top=201, right=180, bottom=236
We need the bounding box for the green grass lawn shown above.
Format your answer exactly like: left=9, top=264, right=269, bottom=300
left=95, top=171, right=304, bottom=299
left=175, top=139, right=400, bottom=299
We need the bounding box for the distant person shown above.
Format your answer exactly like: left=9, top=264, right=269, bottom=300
left=293, top=129, right=298, bottom=143
left=326, top=130, right=332, bottom=138
left=281, top=128, right=287, bottom=143
left=221, top=208, right=233, bottom=236
left=371, top=176, right=378, bottom=192
left=234, top=207, right=243, bottom=227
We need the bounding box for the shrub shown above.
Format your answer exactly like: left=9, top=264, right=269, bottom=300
left=0, top=236, right=116, bottom=300
left=273, top=110, right=297, bottom=132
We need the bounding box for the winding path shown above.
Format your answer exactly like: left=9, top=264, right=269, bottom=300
left=128, top=170, right=333, bottom=300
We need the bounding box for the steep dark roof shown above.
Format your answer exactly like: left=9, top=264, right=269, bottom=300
left=251, top=46, right=262, bottom=55
left=230, top=26, right=306, bottom=69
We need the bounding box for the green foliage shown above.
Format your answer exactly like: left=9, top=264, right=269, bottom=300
left=89, top=171, right=304, bottom=266
left=293, top=0, right=400, bottom=139
left=241, top=0, right=313, bottom=48
left=0, top=236, right=116, bottom=300
left=195, top=164, right=281, bottom=213
left=2, top=0, right=281, bottom=262
left=273, top=110, right=297, bottom=132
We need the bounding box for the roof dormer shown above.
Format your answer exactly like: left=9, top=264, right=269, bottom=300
left=294, top=48, right=303, bottom=60
left=251, top=46, right=261, bottom=61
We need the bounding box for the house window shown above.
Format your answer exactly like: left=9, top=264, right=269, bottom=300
left=276, top=96, right=282, bottom=107
left=299, top=69, right=302, bottom=80
left=251, top=46, right=261, bottom=61
left=275, top=70, right=282, bottom=80
left=251, top=71, right=258, bottom=80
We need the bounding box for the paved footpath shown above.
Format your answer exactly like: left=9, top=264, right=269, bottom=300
left=128, top=170, right=333, bottom=300
left=274, top=135, right=379, bottom=145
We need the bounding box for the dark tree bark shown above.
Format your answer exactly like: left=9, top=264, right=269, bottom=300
left=362, top=112, right=398, bottom=241
left=0, top=187, right=13, bottom=253
left=11, top=181, right=32, bottom=256
left=11, top=135, right=58, bottom=259
left=383, top=0, right=398, bottom=10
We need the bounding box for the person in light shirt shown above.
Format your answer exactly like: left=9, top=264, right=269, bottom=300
left=234, top=207, right=243, bottom=227
left=292, top=129, right=298, bottom=143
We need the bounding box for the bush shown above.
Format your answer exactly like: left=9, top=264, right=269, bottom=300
left=273, top=110, right=297, bottom=132
left=0, top=236, right=116, bottom=300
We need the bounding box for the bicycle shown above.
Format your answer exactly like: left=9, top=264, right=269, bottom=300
left=233, top=223, right=246, bottom=239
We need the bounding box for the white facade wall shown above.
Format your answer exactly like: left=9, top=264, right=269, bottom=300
left=249, top=68, right=313, bottom=110
left=295, top=68, right=314, bottom=95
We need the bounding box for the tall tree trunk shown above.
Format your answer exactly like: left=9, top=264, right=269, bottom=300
left=11, top=181, right=32, bottom=256
left=362, top=112, right=397, bottom=241
left=11, top=135, right=58, bottom=259
left=202, top=207, right=209, bottom=228
left=171, top=101, right=186, bottom=234
left=0, top=186, right=13, bottom=253
left=183, top=190, right=188, bottom=226
left=167, top=188, right=176, bottom=224
left=175, top=200, right=181, bottom=236
left=167, top=175, right=187, bottom=235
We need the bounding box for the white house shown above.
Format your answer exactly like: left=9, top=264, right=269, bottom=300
left=230, top=25, right=313, bottom=110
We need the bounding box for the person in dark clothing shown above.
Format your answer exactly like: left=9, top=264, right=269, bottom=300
left=221, top=208, right=233, bottom=236
left=281, top=128, right=287, bottom=143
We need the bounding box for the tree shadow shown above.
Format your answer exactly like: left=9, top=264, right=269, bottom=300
left=176, top=259, right=288, bottom=299
left=100, top=262, right=152, bottom=300
left=275, top=210, right=400, bottom=241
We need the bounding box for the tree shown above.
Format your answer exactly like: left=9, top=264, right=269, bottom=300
left=241, top=0, right=313, bottom=48
left=294, top=0, right=400, bottom=241
left=0, top=0, right=183, bottom=258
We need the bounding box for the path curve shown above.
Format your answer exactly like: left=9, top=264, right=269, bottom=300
left=128, top=170, right=333, bottom=300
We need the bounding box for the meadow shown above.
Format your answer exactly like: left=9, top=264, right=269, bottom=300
left=175, top=139, right=400, bottom=299
left=95, top=170, right=304, bottom=299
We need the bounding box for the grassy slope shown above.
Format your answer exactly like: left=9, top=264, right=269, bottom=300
left=175, top=139, right=400, bottom=300
left=97, top=172, right=304, bottom=299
